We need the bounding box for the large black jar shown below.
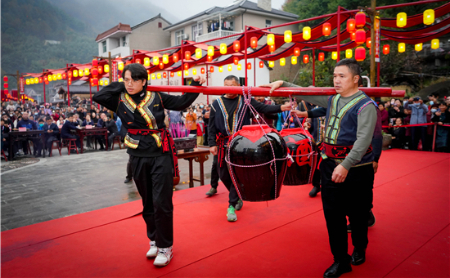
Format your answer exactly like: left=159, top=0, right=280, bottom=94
left=228, top=125, right=288, bottom=201
left=280, top=128, right=317, bottom=186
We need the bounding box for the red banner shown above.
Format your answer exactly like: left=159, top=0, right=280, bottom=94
left=20, top=77, right=24, bottom=94
left=375, top=16, right=380, bottom=63
left=112, top=61, right=117, bottom=82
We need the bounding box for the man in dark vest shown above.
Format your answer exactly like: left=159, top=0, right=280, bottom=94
left=93, top=63, right=204, bottom=267
left=262, top=59, right=377, bottom=278
left=208, top=75, right=291, bottom=222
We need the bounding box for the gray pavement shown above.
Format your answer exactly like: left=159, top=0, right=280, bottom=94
left=1, top=147, right=214, bottom=231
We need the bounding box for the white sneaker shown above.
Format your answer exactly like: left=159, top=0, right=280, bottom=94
left=153, top=246, right=173, bottom=267
left=146, top=241, right=158, bottom=258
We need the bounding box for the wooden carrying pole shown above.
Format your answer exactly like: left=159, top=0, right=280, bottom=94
left=146, top=85, right=405, bottom=98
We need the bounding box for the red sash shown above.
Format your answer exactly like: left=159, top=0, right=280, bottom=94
left=216, top=133, right=230, bottom=168
left=322, top=143, right=372, bottom=159
left=128, top=129, right=179, bottom=180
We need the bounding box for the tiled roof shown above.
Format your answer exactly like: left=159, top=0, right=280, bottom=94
left=95, top=23, right=132, bottom=42
left=132, top=13, right=172, bottom=30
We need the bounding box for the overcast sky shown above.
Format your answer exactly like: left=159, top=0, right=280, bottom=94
left=152, top=0, right=287, bottom=21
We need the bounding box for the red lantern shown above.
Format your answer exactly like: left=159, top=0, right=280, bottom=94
left=355, top=47, right=366, bottom=61
left=269, top=44, right=276, bottom=52
left=247, top=63, right=252, bottom=70
left=210, top=66, right=214, bottom=73
left=355, top=12, right=366, bottom=28
left=39, top=77, right=43, bottom=83
left=233, top=57, right=239, bottom=65
left=201, top=67, right=205, bottom=74
left=68, top=71, right=72, bottom=78
left=92, top=68, right=98, bottom=77
left=170, top=72, right=174, bottom=77
left=92, top=78, right=98, bottom=86
left=159, top=62, right=164, bottom=69
left=126, top=60, right=131, bottom=65
left=44, top=76, right=48, bottom=82
left=347, top=18, right=356, bottom=33
left=259, top=61, right=264, bottom=68
left=250, top=37, right=258, bottom=49
left=207, top=56, right=213, bottom=62
left=62, top=73, right=67, bottom=79
left=3, top=76, right=8, bottom=82
left=355, top=29, right=365, bottom=45
left=185, top=51, right=191, bottom=60
left=366, top=38, right=371, bottom=48
left=383, top=44, right=390, bottom=55
left=294, top=47, right=300, bottom=56
left=4, top=83, right=8, bottom=89
left=184, top=63, right=189, bottom=70
left=98, top=65, right=103, bottom=75
left=318, top=52, right=325, bottom=61
left=92, top=59, right=98, bottom=67
left=322, top=22, right=331, bottom=36
left=135, top=58, right=141, bottom=64
left=233, top=40, right=240, bottom=52
left=350, top=32, right=356, bottom=41
left=303, top=55, right=309, bottom=64
left=163, top=72, right=167, bottom=78
left=173, top=53, right=179, bottom=63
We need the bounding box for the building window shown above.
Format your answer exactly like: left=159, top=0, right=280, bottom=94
left=265, top=19, right=272, bottom=31
left=122, top=36, right=126, bottom=47
left=102, top=41, right=106, bottom=53
left=192, top=24, right=203, bottom=40
left=175, top=29, right=184, bottom=45
left=158, top=22, right=162, bottom=28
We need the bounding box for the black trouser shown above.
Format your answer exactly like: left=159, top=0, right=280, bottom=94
left=217, top=147, right=239, bottom=207
left=210, top=154, right=220, bottom=189
left=31, top=138, right=42, bottom=155
left=126, top=155, right=132, bottom=180
left=312, top=168, right=321, bottom=188
left=411, top=126, right=427, bottom=150
left=45, top=136, right=58, bottom=151
left=108, top=132, right=117, bottom=149
left=63, top=134, right=81, bottom=148
left=131, top=154, right=174, bottom=248
left=320, top=159, right=374, bottom=263
left=204, top=126, right=209, bottom=146
left=96, top=135, right=106, bottom=149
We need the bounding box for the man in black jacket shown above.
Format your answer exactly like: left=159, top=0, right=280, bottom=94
left=61, top=113, right=81, bottom=151
left=93, top=63, right=204, bottom=267
left=105, top=114, right=118, bottom=151
left=43, top=117, right=60, bottom=156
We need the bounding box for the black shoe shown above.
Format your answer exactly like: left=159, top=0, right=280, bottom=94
left=347, top=224, right=351, bottom=233
left=351, top=249, right=366, bottom=265
left=368, top=210, right=376, bottom=227
left=309, top=186, right=320, bottom=197
left=124, top=178, right=132, bottom=183
left=323, top=261, right=352, bottom=278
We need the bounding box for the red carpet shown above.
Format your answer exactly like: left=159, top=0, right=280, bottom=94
left=2, top=149, right=449, bottom=277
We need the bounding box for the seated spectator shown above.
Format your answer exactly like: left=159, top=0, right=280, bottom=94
left=52, top=108, right=61, bottom=122
left=104, top=114, right=118, bottom=151
left=73, top=113, right=83, bottom=126
left=61, top=113, right=81, bottom=152
left=96, top=113, right=107, bottom=150
left=57, top=117, right=65, bottom=127
left=390, top=118, right=406, bottom=149
left=44, top=104, right=53, bottom=116
left=82, top=114, right=95, bottom=149
left=37, top=118, right=45, bottom=130
left=16, top=112, right=42, bottom=157
left=431, top=103, right=450, bottom=152
left=43, top=117, right=60, bottom=156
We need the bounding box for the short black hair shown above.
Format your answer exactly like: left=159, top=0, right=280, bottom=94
left=45, top=117, right=52, bottom=121
left=67, top=113, right=74, bottom=118
left=429, top=92, right=439, bottom=98
left=106, top=114, right=112, bottom=119
left=122, top=63, right=148, bottom=85
left=38, top=119, right=44, bottom=123
left=335, top=58, right=362, bottom=85
left=224, top=75, right=240, bottom=85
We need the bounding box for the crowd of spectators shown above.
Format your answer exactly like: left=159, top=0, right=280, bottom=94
left=1, top=99, right=122, bottom=158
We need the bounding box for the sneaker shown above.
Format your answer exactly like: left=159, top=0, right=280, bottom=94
left=235, top=199, right=243, bottom=211
left=368, top=210, right=376, bottom=227
left=227, top=206, right=237, bottom=222
left=153, top=246, right=173, bottom=267
left=124, top=178, right=132, bottom=183
left=309, top=186, right=321, bottom=197
left=146, top=241, right=158, bottom=258
left=205, top=187, right=217, bottom=197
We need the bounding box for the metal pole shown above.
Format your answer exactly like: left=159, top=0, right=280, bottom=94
left=432, top=123, right=437, bottom=152
left=254, top=58, right=256, bottom=87
left=312, top=48, right=316, bottom=86
left=337, top=6, right=341, bottom=61
left=43, top=76, right=46, bottom=105
left=244, top=25, right=248, bottom=86
left=370, top=0, right=376, bottom=87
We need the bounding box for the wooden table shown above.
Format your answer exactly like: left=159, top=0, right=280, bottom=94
left=177, top=149, right=210, bottom=188
left=75, top=127, right=108, bottom=153
left=7, top=130, right=45, bottom=161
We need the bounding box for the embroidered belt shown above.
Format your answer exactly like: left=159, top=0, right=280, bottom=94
left=322, top=143, right=372, bottom=159
left=128, top=128, right=179, bottom=179
left=216, top=133, right=230, bottom=168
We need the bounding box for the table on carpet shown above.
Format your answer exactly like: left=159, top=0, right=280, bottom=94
left=177, top=149, right=210, bottom=188
left=7, top=130, right=45, bottom=161
left=74, top=127, right=108, bottom=153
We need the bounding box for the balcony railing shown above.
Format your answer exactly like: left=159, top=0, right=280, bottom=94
left=195, top=30, right=241, bottom=43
